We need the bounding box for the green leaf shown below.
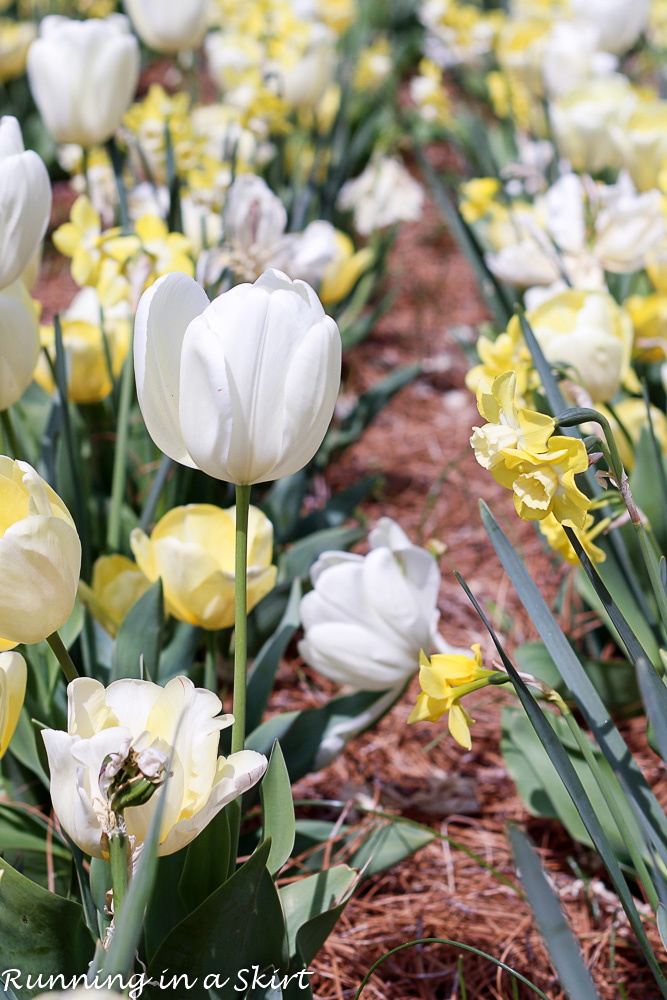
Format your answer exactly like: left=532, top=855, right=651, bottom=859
left=292, top=477, right=380, bottom=540
left=349, top=819, right=434, bottom=879
left=246, top=578, right=302, bottom=734
left=178, top=807, right=231, bottom=913
left=263, top=468, right=309, bottom=544
left=0, top=804, right=69, bottom=860
left=111, top=578, right=164, bottom=682
left=480, top=501, right=667, bottom=863
left=0, top=859, right=93, bottom=996
left=637, top=658, right=667, bottom=765
left=502, top=706, right=646, bottom=863
left=630, top=426, right=667, bottom=550
left=147, top=840, right=288, bottom=1000
left=158, top=620, right=201, bottom=685
left=280, top=865, right=356, bottom=964
left=6, top=710, right=49, bottom=786
left=508, top=826, right=602, bottom=1000
left=278, top=526, right=364, bottom=583
left=261, top=742, right=295, bottom=877
left=457, top=568, right=667, bottom=998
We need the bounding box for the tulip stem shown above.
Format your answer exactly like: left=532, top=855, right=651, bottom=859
left=0, top=409, right=20, bottom=459
left=107, top=329, right=134, bottom=552
left=108, top=830, right=129, bottom=927
left=46, top=631, right=79, bottom=685
left=231, top=484, right=251, bottom=754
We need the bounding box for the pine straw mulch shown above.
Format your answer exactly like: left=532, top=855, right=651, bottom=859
left=36, top=162, right=667, bottom=997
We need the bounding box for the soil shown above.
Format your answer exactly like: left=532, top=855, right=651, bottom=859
left=34, top=159, right=665, bottom=998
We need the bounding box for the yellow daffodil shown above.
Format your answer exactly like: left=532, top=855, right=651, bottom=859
left=123, top=85, right=199, bottom=183
left=538, top=511, right=609, bottom=565
left=459, top=177, right=502, bottom=224
left=105, top=214, right=194, bottom=289
left=466, top=322, right=534, bottom=402
left=471, top=370, right=555, bottom=473
left=52, top=195, right=105, bottom=287
left=495, top=435, right=591, bottom=528
left=408, top=645, right=492, bottom=750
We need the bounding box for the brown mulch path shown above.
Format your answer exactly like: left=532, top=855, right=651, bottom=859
left=35, top=170, right=665, bottom=997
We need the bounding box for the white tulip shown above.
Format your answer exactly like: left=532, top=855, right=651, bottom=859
left=0, top=278, right=40, bottom=410
left=123, top=0, right=208, bottom=53
left=299, top=518, right=463, bottom=691
left=551, top=74, right=638, bottom=174
left=42, top=676, right=267, bottom=858
left=134, top=268, right=341, bottom=484
left=267, top=23, right=337, bottom=110
left=0, top=116, right=51, bottom=292
left=27, top=15, right=139, bottom=148
left=337, top=157, right=424, bottom=235
left=570, top=0, right=649, bottom=54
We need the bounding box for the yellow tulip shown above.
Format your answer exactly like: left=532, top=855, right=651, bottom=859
left=35, top=313, right=131, bottom=405
left=0, top=458, right=81, bottom=646
left=130, top=504, right=277, bottom=630
left=0, top=651, right=27, bottom=758
left=87, top=554, right=152, bottom=634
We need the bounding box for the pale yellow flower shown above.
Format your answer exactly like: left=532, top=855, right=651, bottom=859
left=90, top=554, right=152, bottom=632
left=130, top=503, right=277, bottom=630
left=471, top=370, right=555, bottom=473
left=495, top=435, right=591, bottom=528
left=538, top=511, right=608, bottom=565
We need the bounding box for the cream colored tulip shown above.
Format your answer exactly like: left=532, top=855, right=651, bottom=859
left=42, top=675, right=267, bottom=858
left=0, top=458, right=81, bottom=646
left=0, top=650, right=26, bottom=757
left=90, top=554, right=152, bottom=632
left=0, top=279, right=40, bottom=410
left=527, top=290, right=634, bottom=403
left=0, top=116, right=51, bottom=292
left=130, top=504, right=277, bottom=629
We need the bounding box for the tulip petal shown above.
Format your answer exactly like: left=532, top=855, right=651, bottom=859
left=0, top=651, right=26, bottom=757
left=298, top=621, right=415, bottom=690
left=134, top=271, right=208, bottom=468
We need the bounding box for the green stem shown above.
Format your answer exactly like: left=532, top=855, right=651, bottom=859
left=227, top=483, right=251, bottom=879
left=0, top=409, right=20, bottom=458
left=107, top=330, right=135, bottom=552
left=108, top=830, right=128, bottom=927
left=559, top=700, right=660, bottom=912
left=105, top=138, right=129, bottom=230
left=231, top=484, right=251, bottom=755
left=204, top=629, right=218, bottom=693
left=46, top=630, right=79, bottom=685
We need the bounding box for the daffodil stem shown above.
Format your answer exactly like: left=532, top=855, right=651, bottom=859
left=46, top=630, right=79, bottom=684
left=108, top=830, right=129, bottom=927
left=231, top=484, right=251, bottom=755
left=0, top=409, right=19, bottom=459
left=205, top=629, right=217, bottom=693
left=107, top=329, right=134, bottom=553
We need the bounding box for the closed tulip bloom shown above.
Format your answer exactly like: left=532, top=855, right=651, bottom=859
left=42, top=675, right=267, bottom=858
left=0, top=279, right=40, bottom=410
left=134, top=268, right=341, bottom=484
left=0, top=116, right=51, bottom=291
left=123, top=0, right=208, bottom=53
left=130, top=504, right=277, bottom=629
left=0, top=458, right=81, bottom=646
left=298, top=518, right=458, bottom=692
left=27, top=15, right=139, bottom=148
left=0, top=651, right=26, bottom=758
